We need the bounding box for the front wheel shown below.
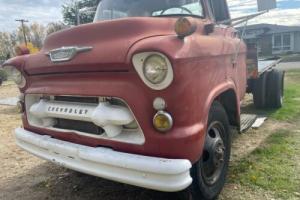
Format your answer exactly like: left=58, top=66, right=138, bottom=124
left=187, top=101, right=231, bottom=200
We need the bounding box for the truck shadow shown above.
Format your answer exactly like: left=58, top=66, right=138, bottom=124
left=241, top=103, right=277, bottom=117
left=2, top=162, right=185, bottom=200
left=241, top=95, right=278, bottom=117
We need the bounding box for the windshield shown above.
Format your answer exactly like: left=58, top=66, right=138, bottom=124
left=94, top=0, right=203, bottom=22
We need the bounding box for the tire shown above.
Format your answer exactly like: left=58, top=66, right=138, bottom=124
left=266, top=69, right=285, bottom=109
left=252, top=73, right=268, bottom=109
left=187, top=101, right=231, bottom=200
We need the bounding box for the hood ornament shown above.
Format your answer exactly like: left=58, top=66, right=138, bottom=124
left=46, top=46, right=93, bottom=63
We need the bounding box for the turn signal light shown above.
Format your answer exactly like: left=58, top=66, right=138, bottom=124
left=14, top=45, right=30, bottom=56
left=153, top=111, right=173, bottom=132
left=175, top=17, right=197, bottom=39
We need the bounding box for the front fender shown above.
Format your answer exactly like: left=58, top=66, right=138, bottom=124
left=125, top=33, right=241, bottom=163
left=2, top=55, right=30, bottom=92
left=2, top=55, right=28, bottom=71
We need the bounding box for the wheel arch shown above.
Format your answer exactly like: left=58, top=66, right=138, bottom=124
left=194, top=82, right=240, bottom=162
left=204, top=83, right=240, bottom=129
left=217, top=89, right=240, bottom=128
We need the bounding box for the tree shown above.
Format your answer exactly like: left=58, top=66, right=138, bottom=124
left=26, top=42, right=40, bottom=54
left=0, top=24, right=46, bottom=60
left=0, top=20, right=71, bottom=60
left=29, top=23, right=46, bottom=49
left=15, top=24, right=32, bottom=46
left=14, top=23, right=45, bottom=49
left=62, top=0, right=100, bottom=25
left=0, top=32, right=14, bottom=60
left=9, top=32, right=18, bottom=49
left=46, top=22, right=69, bottom=36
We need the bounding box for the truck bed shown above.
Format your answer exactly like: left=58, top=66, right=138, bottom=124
left=258, top=59, right=281, bottom=75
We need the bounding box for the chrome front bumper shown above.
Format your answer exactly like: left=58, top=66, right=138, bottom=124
left=15, top=128, right=192, bottom=192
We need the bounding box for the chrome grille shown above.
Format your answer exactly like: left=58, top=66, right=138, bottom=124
left=25, top=94, right=145, bottom=145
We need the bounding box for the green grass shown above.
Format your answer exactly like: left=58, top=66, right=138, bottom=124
left=230, top=130, right=300, bottom=199
left=269, top=70, right=300, bottom=121
left=229, top=70, right=300, bottom=199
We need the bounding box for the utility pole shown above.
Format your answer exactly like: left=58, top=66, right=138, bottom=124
left=15, top=19, right=29, bottom=46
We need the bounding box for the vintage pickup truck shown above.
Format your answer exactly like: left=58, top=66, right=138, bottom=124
left=3, top=0, right=284, bottom=199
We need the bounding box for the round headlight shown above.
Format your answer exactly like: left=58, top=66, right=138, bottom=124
left=143, top=55, right=168, bottom=84
left=3, top=66, right=26, bottom=88
left=132, top=52, right=174, bottom=90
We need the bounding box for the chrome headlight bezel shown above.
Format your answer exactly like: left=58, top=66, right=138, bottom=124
left=3, top=65, right=26, bottom=88
left=132, top=52, right=174, bottom=90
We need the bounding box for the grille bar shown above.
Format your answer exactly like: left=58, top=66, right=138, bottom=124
left=54, top=118, right=104, bottom=136
left=54, top=96, right=99, bottom=104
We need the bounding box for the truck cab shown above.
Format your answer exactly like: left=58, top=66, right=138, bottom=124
left=3, top=1, right=263, bottom=199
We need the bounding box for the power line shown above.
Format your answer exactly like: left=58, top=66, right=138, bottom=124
left=15, top=19, right=29, bottom=46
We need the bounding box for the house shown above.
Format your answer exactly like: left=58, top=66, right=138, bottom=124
left=239, top=24, right=300, bottom=56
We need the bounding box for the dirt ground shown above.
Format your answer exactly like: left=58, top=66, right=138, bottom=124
left=277, top=62, right=300, bottom=71
left=0, top=84, right=295, bottom=200
left=0, top=82, right=19, bottom=99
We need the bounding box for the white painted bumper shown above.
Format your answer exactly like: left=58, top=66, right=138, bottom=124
left=15, top=128, right=193, bottom=192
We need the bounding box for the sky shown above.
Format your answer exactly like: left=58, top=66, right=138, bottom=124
left=0, top=0, right=300, bottom=32
left=0, top=0, right=63, bottom=32
left=228, top=0, right=300, bottom=26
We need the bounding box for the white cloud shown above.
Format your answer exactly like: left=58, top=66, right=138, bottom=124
left=228, top=0, right=300, bottom=26
left=250, top=8, right=300, bottom=26
left=0, top=0, right=63, bottom=32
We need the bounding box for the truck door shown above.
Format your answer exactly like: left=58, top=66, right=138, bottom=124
left=208, top=0, right=247, bottom=100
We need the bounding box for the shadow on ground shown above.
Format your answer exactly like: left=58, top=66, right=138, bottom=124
left=1, top=162, right=185, bottom=200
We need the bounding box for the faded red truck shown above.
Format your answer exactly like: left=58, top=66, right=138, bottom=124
left=3, top=0, right=284, bottom=199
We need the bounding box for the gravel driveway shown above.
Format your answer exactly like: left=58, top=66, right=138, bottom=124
left=277, top=61, right=300, bottom=71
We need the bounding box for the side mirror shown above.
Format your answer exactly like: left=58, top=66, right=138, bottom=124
left=14, top=45, right=30, bottom=56
left=257, top=0, right=277, bottom=11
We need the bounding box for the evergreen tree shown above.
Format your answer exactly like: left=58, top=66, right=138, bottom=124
left=62, top=0, right=101, bottom=25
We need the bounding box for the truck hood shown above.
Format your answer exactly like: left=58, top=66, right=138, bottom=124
left=25, top=17, right=176, bottom=75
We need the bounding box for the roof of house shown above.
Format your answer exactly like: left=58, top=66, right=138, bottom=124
left=238, top=23, right=300, bottom=34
